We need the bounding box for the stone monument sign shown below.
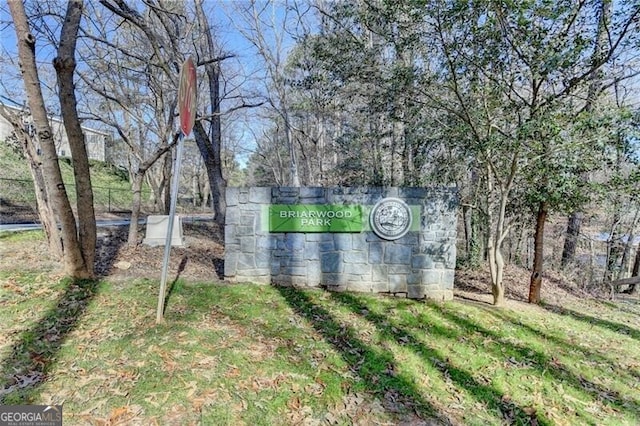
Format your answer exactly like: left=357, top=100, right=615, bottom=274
left=224, top=187, right=458, bottom=300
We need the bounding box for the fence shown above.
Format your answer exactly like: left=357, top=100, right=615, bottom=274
left=0, top=178, right=210, bottom=223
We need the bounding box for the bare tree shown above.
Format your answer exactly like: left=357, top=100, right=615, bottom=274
left=193, top=0, right=228, bottom=226
left=232, top=0, right=301, bottom=187
left=9, top=0, right=94, bottom=278
left=0, top=105, right=62, bottom=258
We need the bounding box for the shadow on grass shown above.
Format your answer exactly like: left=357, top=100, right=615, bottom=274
left=330, top=292, right=547, bottom=425
left=478, top=305, right=640, bottom=382
left=541, top=303, right=640, bottom=341
left=274, top=286, right=449, bottom=424
left=162, top=256, right=189, bottom=314
left=430, top=303, right=640, bottom=418
left=0, top=278, right=100, bottom=404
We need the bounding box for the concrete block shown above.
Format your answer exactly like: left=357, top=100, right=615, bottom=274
left=143, top=215, right=185, bottom=247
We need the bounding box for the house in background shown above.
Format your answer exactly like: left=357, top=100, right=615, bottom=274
left=0, top=104, right=112, bottom=163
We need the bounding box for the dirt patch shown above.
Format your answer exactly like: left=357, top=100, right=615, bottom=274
left=453, top=263, right=623, bottom=309
left=96, top=220, right=225, bottom=283
left=0, top=220, right=224, bottom=284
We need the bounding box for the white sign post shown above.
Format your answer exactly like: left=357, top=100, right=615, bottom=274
left=157, top=56, right=196, bottom=324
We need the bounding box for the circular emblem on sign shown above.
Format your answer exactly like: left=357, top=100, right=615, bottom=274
left=370, top=198, right=412, bottom=240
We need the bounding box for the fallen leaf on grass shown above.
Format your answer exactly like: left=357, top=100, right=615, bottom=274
left=2, top=279, right=24, bottom=294
left=287, top=395, right=302, bottom=410
left=225, top=365, right=241, bottom=378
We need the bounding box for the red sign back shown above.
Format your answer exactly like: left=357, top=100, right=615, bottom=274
left=178, top=56, right=197, bottom=135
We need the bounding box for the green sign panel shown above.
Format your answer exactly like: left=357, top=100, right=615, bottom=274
left=269, top=204, right=363, bottom=233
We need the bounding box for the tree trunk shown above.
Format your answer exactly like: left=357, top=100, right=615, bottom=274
left=619, top=210, right=639, bottom=278
left=128, top=172, right=144, bottom=245
left=605, top=211, right=622, bottom=282
left=561, top=211, right=583, bottom=268
left=162, top=150, right=172, bottom=215
left=488, top=240, right=505, bottom=306
left=486, top=163, right=510, bottom=307
left=54, top=0, right=96, bottom=278
left=193, top=122, right=226, bottom=225
left=528, top=202, right=549, bottom=304
left=627, top=243, right=640, bottom=295
left=9, top=0, right=90, bottom=278
left=463, top=204, right=472, bottom=263
left=195, top=0, right=228, bottom=227
left=0, top=107, right=63, bottom=258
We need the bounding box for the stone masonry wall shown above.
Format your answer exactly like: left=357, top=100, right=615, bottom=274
left=224, top=187, right=458, bottom=300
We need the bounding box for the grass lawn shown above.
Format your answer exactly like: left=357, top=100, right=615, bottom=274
left=1, top=235, right=639, bottom=425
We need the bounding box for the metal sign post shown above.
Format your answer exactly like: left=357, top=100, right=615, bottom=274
left=157, top=56, right=196, bottom=324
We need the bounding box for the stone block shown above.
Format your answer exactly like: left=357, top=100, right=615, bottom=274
left=389, top=274, right=407, bottom=293
left=256, top=236, right=278, bottom=250
left=236, top=226, right=254, bottom=236
left=226, top=209, right=240, bottom=225
left=333, top=234, right=352, bottom=250
left=366, top=233, right=383, bottom=242
left=371, top=264, right=388, bottom=282
left=346, top=263, right=371, bottom=276
left=143, top=215, right=185, bottom=247
left=322, top=273, right=348, bottom=288
left=412, top=254, right=434, bottom=269
left=283, top=266, right=307, bottom=276
left=226, top=188, right=240, bottom=206
left=399, top=187, right=427, bottom=199
left=346, top=278, right=371, bottom=292
left=255, top=251, right=271, bottom=269
left=352, top=234, right=367, bottom=251
left=321, top=252, right=343, bottom=273
left=284, top=233, right=306, bottom=251
left=300, top=187, right=326, bottom=199
left=305, top=247, right=320, bottom=261
left=421, top=270, right=442, bottom=285
left=424, top=289, right=453, bottom=301
left=369, top=243, right=383, bottom=264
left=408, top=285, right=426, bottom=299
left=240, top=215, right=256, bottom=227
left=237, top=253, right=256, bottom=270
left=239, top=189, right=249, bottom=203
left=319, top=240, right=335, bottom=252
left=371, top=281, right=389, bottom=293
left=270, top=261, right=280, bottom=276
left=307, top=261, right=322, bottom=282
left=442, top=269, right=456, bottom=289
left=224, top=252, right=238, bottom=277
left=249, top=187, right=271, bottom=203
left=305, top=233, right=321, bottom=242
left=407, top=273, right=421, bottom=285
left=388, top=264, right=411, bottom=275
left=344, top=251, right=367, bottom=264
left=240, top=237, right=255, bottom=253
left=384, top=244, right=412, bottom=264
